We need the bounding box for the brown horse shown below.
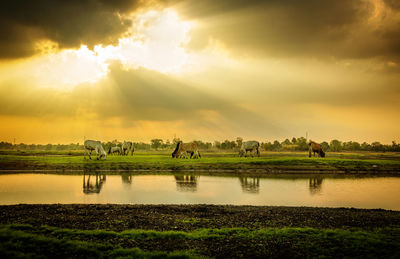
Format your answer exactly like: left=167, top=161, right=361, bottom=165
left=172, top=141, right=201, bottom=159
left=308, top=141, right=325, bottom=157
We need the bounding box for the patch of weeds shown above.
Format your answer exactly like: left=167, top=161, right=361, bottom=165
left=177, top=218, right=200, bottom=224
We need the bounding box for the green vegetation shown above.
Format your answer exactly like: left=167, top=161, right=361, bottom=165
left=1, top=136, right=400, bottom=153
left=0, top=225, right=196, bottom=259
left=1, top=224, right=399, bottom=258
left=0, top=151, right=399, bottom=172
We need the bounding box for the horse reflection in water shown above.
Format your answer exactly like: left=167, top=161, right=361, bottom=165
left=82, top=173, right=106, bottom=194
left=174, top=175, right=198, bottom=192
left=239, top=177, right=260, bottom=193
left=309, top=177, right=324, bottom=195
left=121, top=175, right=133, bottom=184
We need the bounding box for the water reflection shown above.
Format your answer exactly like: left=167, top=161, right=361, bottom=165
left=309, top=177, right=324, bottom=195
left=121, top=175, right=133, bottom=184
left=239, top=177, right=260, bottom=193
left=82, top=174, right=106, bottom=194
left=1, top=174, right=399, bottom=210
left=174, top=175, right=198, bottom=192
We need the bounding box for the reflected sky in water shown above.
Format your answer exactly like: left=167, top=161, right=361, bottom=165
left=0, top=174, right=399, bottom=210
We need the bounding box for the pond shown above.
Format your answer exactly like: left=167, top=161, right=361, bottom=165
left=0, top=173, right=399, bottom=210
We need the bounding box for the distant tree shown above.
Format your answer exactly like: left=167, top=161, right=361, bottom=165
left=351, top=141, right=361, bottom=151
left=371, top=141, right=383, bottom=152
left=133, top=142, right=151, bottom=150
left=361, top=142, right=371, bottom=151
left=204, top=142, right=213, bottom=149
left=219, top=140, right=235, bottom=150
left=342, top=141, right=353, bottom=151
left=392, top=141, right=400, bottom=152
left=295, top=137, right=308, bottom=151
left=1, top=138, right=398, bottom=152
left=193, top=140, right=212, bottom=150
left=151, top=139, right=163, bottom=150
left=0, top=142, right=12, bottom=149
left=321, top=141, right=329, bottom=151
left=236, top=137, right=243, bottom=149
left=291, top=137, right=297, bottom=144
left=262, top=142, right=273, bottom=151
left=330, top=139, right=342, bottom=152
left=272, top=140, right=282, bottom=151
left=220, top=141, right=227, bottom=149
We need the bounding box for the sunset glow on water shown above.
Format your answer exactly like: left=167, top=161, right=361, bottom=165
left=1, top=174, right=399, bottom=210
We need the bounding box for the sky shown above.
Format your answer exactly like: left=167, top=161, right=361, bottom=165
left=0, top=0, right=399, bottom=144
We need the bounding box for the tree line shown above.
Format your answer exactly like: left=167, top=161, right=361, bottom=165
left=1, top=137, right=399, bottom=152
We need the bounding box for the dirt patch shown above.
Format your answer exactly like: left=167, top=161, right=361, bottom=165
left=1, top=204, right=399, bottom=231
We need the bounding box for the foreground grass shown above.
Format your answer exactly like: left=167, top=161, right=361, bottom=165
left=0, top=225, right=196, bottom=259
left=1, top=224, right=399, bottom=258
left=0, top=151, right=399, bottom=173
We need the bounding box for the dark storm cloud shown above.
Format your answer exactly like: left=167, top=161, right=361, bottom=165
left=383, top=0, right=400, bottom=10
left=168, top=0, right=400, bottom=61
left=0, top=0, right=142, bottom=59
left=3, top=0, right=400, bottom=62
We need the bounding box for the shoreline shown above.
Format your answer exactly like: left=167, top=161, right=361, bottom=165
left=2, top=204, right=399, bottom=231
left=0, top=168, right=399, bottom=175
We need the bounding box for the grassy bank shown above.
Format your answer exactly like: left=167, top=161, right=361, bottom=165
left=1, top=204, right=400, bottom=258
left=0, top=151, right=399, bottom=173
left=1, top=224, right=399, bottom=258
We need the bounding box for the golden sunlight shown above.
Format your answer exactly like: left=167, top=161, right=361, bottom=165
left=26, top=9, right=193, bottom=89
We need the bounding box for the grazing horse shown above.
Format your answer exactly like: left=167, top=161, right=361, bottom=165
left=308, top=141, right=325, bottom=157
left=108, top=146, right=122, bottom=155
left=239, top=141, right=260, bottom=157
left=172, top=142, right=201, bottom=159
left=122, top=141, right=134, bottom=156
left=84, top=140, right=107, bottom=160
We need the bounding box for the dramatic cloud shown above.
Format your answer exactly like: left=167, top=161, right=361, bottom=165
left=169, top=0, right=400, bottom=63
left=0, top=0, right=399, bottom=143
left=2, top=0, right=400, bottom=64
left=0, top=0, right=141, bottom=59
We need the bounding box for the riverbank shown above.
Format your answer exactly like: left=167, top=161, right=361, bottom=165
left=0, top=151, right=399, bottom=174
left=1, top=204, right=399, bottom=258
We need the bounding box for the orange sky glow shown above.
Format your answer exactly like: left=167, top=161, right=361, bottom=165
left=0, top=0, right=399, bottom=144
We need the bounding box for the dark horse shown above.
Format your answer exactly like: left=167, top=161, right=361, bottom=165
left=172, top=142, right=201, bottom=159
left=308, top=141, right=325, bottom=157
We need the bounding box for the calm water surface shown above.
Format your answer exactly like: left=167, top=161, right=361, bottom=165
left=0, top=173, right=399, bottom=210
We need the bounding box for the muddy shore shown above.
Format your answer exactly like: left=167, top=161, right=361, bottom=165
left=1, top=204, right=399, bottom=231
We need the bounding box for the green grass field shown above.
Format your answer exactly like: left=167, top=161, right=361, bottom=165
left=1, top=224, right=399, bottom=258
left=0, top=150, right=399, bottom=173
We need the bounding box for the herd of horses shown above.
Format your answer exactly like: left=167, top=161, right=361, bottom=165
left=83, top=140, right=133, bottom=160
left=84, top=139, right=326, bottom=160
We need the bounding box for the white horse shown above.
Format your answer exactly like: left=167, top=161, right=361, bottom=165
left=122, top=141, right=134, bottom=156
left=84, top=140, right=107, bottom=160
left=239, top=140, right=260, bottom=157
left=108, top=146, right=122, bottom=155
